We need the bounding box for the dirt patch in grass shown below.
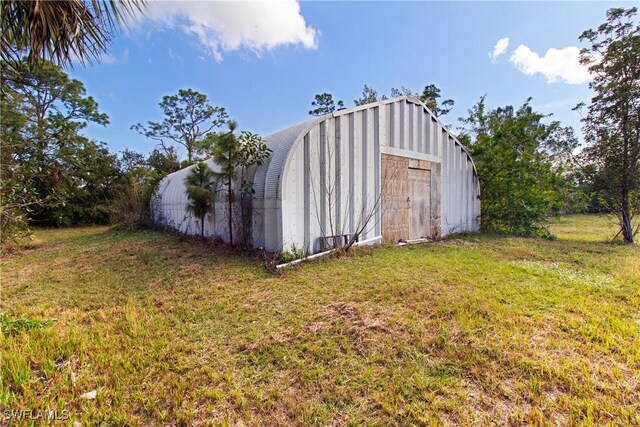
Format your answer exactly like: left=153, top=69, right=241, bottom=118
left=239, top=302, right=395, bottom=354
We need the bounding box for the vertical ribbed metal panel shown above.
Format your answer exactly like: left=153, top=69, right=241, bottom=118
left=444, top=133, right=453, bottom=234
left=425, top=117, right=431, bottom=155
left=361, top=110, right=369, bottom=240
left=319, top=121, right=327, bottom=235
left=448, top=136, right=456, bottom=232
left=352, top=112, right=362, bottom=238
left=339, top=115, right=350, bottom=235
left=348, top=113, right=355, bottom=233
left=405, top=103, right=420, bottom=152
left=441, top=131, right=449, bottom=233
left=309, top=125, right=321, bottom=252
left=388, top=103, right=395, bottom=148
left=417, top=106, right=423, bottom=153
left=334, top=116, right=342, bottom=234
left=399, top=100, right=405, bottom=150
left=153, top=96, right=481, bottom=253
left=458, top=144, right=464, bottom=230
left=373, top=107, right=381, bottom=237
left=458, top=146, right=464, bottom=230
left=364, top=108, right=375, bottom=239
left=465, top=159, right=471, bottom=229
left=303, top=133, right=310, bottom=251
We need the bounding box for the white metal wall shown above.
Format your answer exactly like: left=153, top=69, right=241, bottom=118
left=152, top=97, right=480, bottom=253
left=275, top=97, right=480, bottom=254
left=152, top=159, right=235, bottom=241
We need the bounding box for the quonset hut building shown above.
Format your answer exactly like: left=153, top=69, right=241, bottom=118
left=152, top=97, right=480, bottom=254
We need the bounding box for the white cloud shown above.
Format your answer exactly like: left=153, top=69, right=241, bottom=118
left=168, top=47, right=182, bottom=61
left=101, top=54, right=117, bottom=64
left=98, top=48, right=129, bottom=65
left=509, top=44, right=591, bottom=85
left=144, top=0, right=319, bottom=62
left=489, top=37, right=509, bottom=61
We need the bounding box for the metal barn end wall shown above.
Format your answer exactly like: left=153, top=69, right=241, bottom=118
left=151, top=97, right=480, bottom=254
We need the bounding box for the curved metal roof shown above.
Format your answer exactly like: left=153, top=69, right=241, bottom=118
left=253, top=118, right=317, bottom=198
left=157, top=96, right=479, bottom=204
left=259, top=96, right=479, bottom=201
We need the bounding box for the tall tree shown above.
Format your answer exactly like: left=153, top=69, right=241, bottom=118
left=1, top=59, right=118, bottom=226
left=202, top=121, right=271, bottom=245
left=354, top=83, right=455, bottom=117
left=309, top=92, right=344, bottom=116
left=390, top=86, right=417, bottom=98
left=109, top=147, right=181, bottom=230
left=119, top=148, right=146, bottom=174
left=459, top=96, right=577, bottom=236
left=420, top=84, right=455, bottom=117
left=185, top=162, right=216, bottom=240
left=1, top=76, right=37, bottom=241
left=354, top=84, right=385, bottom=106
left=132, top=89, right=227, bottom=163
left=147, top=147, right=181, bottom=176
left=235, top=131, right=271, bottom=246
left=577, top=7, right=639, bottom=243
left=207, top=120, right=241, bottom=244
left=2, top=60, right=108, bottom=161
left=1, top=0, right=145, bottom=69
left=54, top=140, right=122, bottom=225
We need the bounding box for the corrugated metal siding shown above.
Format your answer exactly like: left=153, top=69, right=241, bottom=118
left=152, top=96, right=480, bottom=252
left=277, top=97, right=480, bottom=252
left=151, top=158, right=229, bottom=239
left=258, top=119, right=316, bottom=199
left=152, top=119, right=315, bottom=245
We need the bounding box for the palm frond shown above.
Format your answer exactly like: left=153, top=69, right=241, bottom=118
left=1, top=0, right=146, bottom=69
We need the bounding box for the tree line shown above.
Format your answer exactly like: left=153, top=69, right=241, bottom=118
left=1, top=3, right=637, bottom=244
left=0, top=57, right=271, bottom=245
left=309, top=83, right=454, bottom=117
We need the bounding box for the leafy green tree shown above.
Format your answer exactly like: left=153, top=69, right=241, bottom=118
left=1, top=0, right=145, bottom=68
left=577, top=7, right=639, bottom=243
left=110, top=147, right=180, bottom=230
left=0, top=83, right=41, bottom=242
left=390, top=86, right=417, bottom=98
left=52, top=140, right=122, bottom=225
left=354, top=84, right=385, bottom=106
left=420, top=84, right=454, bottom=117
left=147, top=147, right=181, bottom=175
left=354, top=83, right=454, bottom=117
left=309, top=92, right=344, bottom=116
left=202, top=121, right=271, bottom=245
left=235, top=131, right=272, bottom=245
left=3, top=60, right=109, bottom=160
left=119, top=148, right=146, bottom=174
left=205, top=120, right=240, bottom=244
left=132, top=89, right=227, bottom=163
left=1, top=59, right=118, bottom=227
left=459, top=96, right=578, bottom=236
left=185, top=162, right=216, bottom=240
left=563, top=163, right=605, bottom=214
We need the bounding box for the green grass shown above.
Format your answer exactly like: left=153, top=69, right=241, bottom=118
left=1, top=215, right=638, bottom=426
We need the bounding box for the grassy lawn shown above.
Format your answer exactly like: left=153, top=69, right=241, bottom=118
left=1, top=215, right=638, bottom=426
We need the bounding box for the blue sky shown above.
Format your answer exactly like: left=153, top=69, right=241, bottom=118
left=69, top=1, right=626, bottom=158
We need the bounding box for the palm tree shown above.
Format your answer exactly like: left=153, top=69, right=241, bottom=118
left=185, top=162, right=216, bottom=241
left=1, top=0, right=145, bottom=68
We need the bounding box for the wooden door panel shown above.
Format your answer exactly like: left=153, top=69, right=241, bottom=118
left=381, top=154, right=409, bottom=242
left=408, top=168, right=431, bottom=239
